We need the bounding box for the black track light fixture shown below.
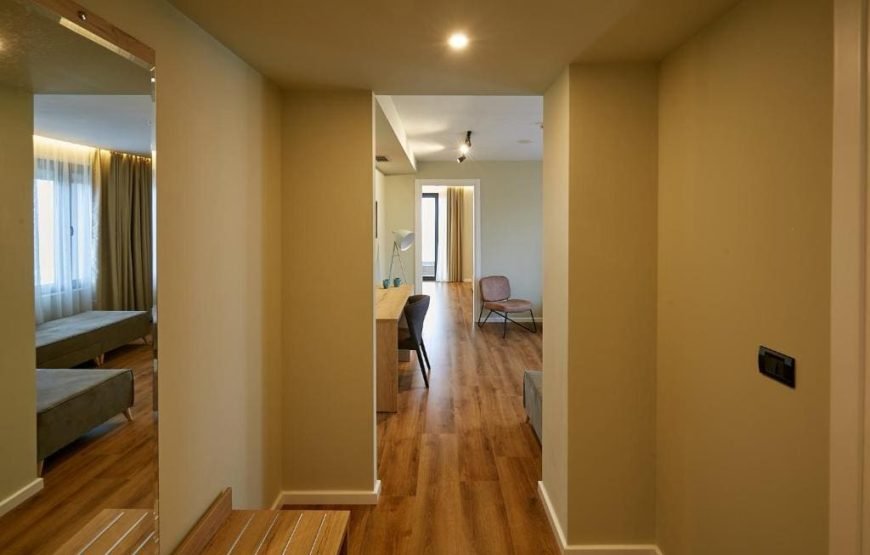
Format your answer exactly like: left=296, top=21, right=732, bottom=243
left=457, top=130, right=472, bottom=163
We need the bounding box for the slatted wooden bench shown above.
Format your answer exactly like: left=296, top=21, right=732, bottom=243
left=177, top=489, right=349, bottom=555
left=53, top=509, right=156, bottom=554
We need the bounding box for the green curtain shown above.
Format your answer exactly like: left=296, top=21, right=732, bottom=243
left=95, top=150, right=153, bottom=311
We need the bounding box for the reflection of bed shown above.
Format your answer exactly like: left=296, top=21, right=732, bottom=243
left=36, top=368, right=134, bottom=474
left=36, top=311, right=151, bottom=368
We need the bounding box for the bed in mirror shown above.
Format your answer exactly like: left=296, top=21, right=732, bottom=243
left=0, top=0, right=159, bottom=552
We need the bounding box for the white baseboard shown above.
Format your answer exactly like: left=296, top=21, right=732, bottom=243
left=271, top=480, right=381, bottom=508
left=0, top=478, right=43, bottom=519
left=537, top=482, right=661, bottom=555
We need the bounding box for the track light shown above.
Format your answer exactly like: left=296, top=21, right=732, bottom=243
left=457, top=130, right=472, bottom=163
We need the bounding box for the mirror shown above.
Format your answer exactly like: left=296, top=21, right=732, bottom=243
left=0, top=0, right=158, bottom=551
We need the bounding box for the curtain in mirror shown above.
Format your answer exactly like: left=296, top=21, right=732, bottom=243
left=95, top=151, right=153, bottom=311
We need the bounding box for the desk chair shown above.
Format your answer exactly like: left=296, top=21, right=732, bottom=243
left=399, top=295, right=431, bottom=387
left=478, top=275, right=537, bottom=338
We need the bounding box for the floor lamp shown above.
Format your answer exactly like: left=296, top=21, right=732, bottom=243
left=389, top=229, right=414, bottom=285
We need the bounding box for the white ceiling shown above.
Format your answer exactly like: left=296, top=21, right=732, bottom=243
left=35, top=95, right=154, bottom=155
left=390, top=96, right=542, bottom=162
left=375, top=99, right=415, bottom=174
left=168, top=0, right=740, bottom=94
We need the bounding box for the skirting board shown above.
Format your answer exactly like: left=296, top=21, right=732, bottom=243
left=0, top=478, right=43, bottom=519
left=537, top=482, right=661, bottom=555
left=271, top=480, right=381, bottom=509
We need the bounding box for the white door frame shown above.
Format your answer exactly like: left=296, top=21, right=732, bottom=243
left=414, top=179, right=481, bottom=325
left=831, top=0, right=869, bottom=553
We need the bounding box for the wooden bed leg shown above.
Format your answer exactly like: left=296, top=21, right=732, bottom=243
left=37, top=460, right=44, bottom=477
left=124, top=408, right=134, bottom=422
left=94, top=354, right=105, bottom=367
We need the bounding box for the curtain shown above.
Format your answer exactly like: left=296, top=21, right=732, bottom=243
left=33, top=137, right=97, bottom=324
left=435, top=190, right=448, bottom=282
left=446, top=187, right=464, bottom=282
left=95, top=151, right=153, bottom=311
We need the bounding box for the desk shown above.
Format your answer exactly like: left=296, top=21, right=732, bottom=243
left=376, top=284, right=412, bottom=412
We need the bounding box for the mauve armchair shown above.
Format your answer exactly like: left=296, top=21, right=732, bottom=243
left=477, top=275, right=537, bottom=338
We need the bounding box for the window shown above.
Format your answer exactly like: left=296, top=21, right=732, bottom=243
left=33, top=137, right=96, bottom=323
left=34, top=161, right=93, bottom=292
left=421, top=193, right=439, bottom=280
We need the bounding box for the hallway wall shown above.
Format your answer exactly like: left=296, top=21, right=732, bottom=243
left=656, top=0, right=833, bottom=552
left=281, top=91, right=377, bottom=495
left=567, top=63, right=659, bottom=545
left=0, top=85, right=37, bottom=513
left=541, top=63, right=659, bottom=549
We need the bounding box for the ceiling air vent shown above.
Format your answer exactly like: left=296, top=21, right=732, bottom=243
left=375, top=155, right=390, bottom=163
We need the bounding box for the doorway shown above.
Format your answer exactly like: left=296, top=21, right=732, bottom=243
left=414, top=179, right=481, bottom=325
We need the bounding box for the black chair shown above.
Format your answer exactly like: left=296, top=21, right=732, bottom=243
left=399, top=295, right=431, bottom=388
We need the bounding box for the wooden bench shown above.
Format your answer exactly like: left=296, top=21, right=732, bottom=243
left=53, top=509, right=156, bottom=554
left=177, top=489, right=349, bottom=555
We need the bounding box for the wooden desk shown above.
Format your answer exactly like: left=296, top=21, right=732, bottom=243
left=376, top=284, right=412, bottom=412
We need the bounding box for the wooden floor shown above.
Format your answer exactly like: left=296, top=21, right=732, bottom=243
left=285, top=282, right=558, bottom=554
left=0, top=344, right=158, bottom=554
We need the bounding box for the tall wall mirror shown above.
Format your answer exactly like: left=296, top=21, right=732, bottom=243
left=0, top=0, right=159, bottom=551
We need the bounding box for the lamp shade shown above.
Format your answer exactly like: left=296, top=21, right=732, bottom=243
left=393, top=229, right=414, bottom=251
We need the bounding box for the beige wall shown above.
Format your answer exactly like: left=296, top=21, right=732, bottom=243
left=541, top=68, right=570, bottom=532
left=657, top=0, right=832, bottom=553
left=281, top=91, right=376, bottom=493
left=79, top=1, right=284, bottom=550
left=384, top=174, right=416, bottom=285
left=542, top=65, right=658, bottom=546
left=0, top=86, right=37, bottom=509
left=567, top=64, right=659, bottom=544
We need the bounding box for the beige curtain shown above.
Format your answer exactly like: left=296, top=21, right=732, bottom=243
left=446, top=187, right=464, bottom=282
left=94, top=150, right=153, bottom=311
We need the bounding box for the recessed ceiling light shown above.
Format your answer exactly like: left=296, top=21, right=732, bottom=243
left=448, top=32, right=469, bottom=50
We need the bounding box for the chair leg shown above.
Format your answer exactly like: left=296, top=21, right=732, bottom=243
left=530, top=309, right=537, bottom=333
left=478, top=306, right=492, bottom=327
left=420, top=342, right=432, bottom=371
left=416, top=347, right=429, bottom=388
left=503, top=312, right=508, bottom=338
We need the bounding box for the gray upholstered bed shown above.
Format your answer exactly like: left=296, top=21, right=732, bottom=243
left=37, top=368, right=134, bottom=473
left=36, top=310, right=151, bottom=368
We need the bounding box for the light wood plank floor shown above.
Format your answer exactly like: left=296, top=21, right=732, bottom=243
left=285, top=282, right=558, bottom=554
left=0, top=343, right=157, bottom=554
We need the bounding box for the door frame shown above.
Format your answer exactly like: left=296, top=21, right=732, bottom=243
left=414, top=179, right=481, bottom=324
left=831, top=0, right=869, bottom=553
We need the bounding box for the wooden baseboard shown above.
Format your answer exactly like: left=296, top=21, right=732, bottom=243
left=0, top=478, right=43, bottom=519
left=272, top=480, right=382, bottom=508
left=537, top=482, right=660, bottom=555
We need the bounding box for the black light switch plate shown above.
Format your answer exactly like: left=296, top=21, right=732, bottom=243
left=758, top=346, right=795, bottom=388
